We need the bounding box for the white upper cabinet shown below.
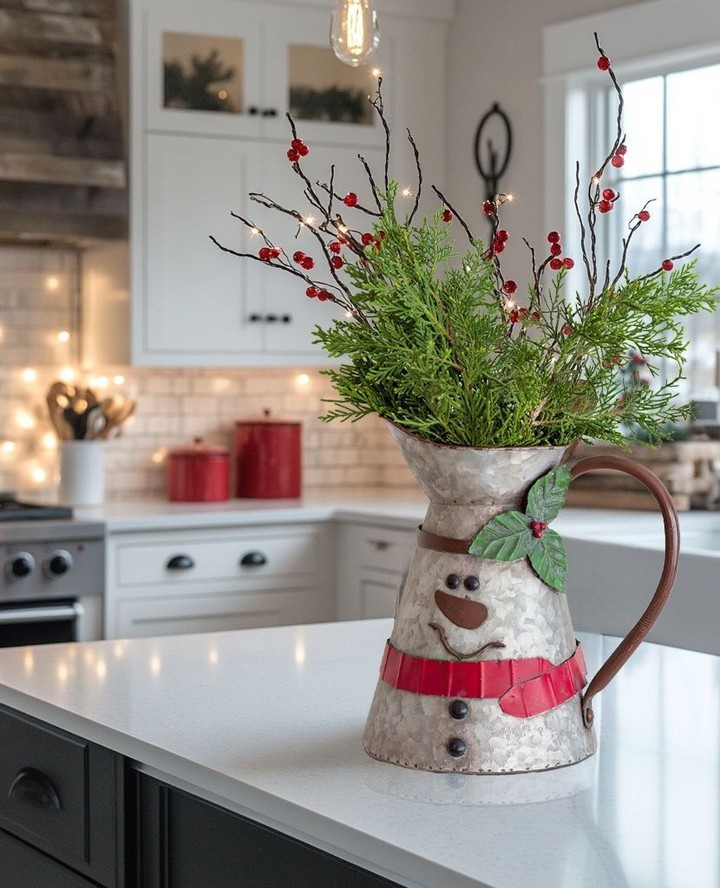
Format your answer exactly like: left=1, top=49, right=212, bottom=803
left=143, top=1, right=388, bottom=147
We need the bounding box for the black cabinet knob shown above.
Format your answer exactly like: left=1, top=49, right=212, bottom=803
left=9, top=767, right=62, bottom=811
left=240, top=551, right=267, bottom=567
left=8, top=553, right=34, bottom=578
left=265, top=313, right=278, bottom=323
left=262, top=108, right=278, bottom=117
left=46, top=550, right=72, bottom=577
left=248, top=106, right=259, bottom=116
left=249, top=313, right=262, bottom=323
left=281, top=314, right=291, bottom=323
left=166, top=554, right=195, bottom=571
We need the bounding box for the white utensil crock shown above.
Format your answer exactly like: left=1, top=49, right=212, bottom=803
left=59, top=440, right=105, bottom=506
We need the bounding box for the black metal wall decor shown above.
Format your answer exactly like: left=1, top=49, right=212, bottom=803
left=473, top=102, right=513, bottom=203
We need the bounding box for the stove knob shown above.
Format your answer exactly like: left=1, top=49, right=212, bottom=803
left=8, top=553, right=35, bottom=579
left=45, top=550, right=73, bottom=577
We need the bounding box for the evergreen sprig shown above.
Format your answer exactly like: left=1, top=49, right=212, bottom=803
left=212, top=43, right=718, bottom=449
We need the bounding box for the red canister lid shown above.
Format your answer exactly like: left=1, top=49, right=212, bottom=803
left=169, top=437, right=229, bottom=461
left=234, top=408, right=300, bottom=427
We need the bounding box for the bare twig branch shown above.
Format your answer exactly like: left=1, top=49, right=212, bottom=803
left=369, top=77, right=391, bottom=192
left=406, top=129, right=422, bottom=225
left=431, top=186, right=476, bottom=245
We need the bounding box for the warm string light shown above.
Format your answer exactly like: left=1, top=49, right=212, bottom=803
left=21, top=368, right=37, bottom=383
left=57, top=330, right=70, bottom=343
left=330, top=0, right=380, bottom=67
left=45, top=276, right=60, bottom=291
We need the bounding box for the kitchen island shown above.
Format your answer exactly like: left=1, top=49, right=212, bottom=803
left=0, top=619, right=717, bottom=888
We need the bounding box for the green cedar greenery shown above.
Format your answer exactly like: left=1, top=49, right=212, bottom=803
left=315, top=184, right=716, bottom=447
left=212, top=36, right=718, bottom=449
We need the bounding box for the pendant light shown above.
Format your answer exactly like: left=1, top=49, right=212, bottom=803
left=330, top=0, right=380, bottom=67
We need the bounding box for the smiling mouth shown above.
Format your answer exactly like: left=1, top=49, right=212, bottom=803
left=428, top=621, right=506, bottom=661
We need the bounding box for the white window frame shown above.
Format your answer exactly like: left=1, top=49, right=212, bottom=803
left=543, top=0, right=720, bottom=295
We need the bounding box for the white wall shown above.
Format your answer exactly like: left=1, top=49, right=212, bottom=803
left=445, top=0, right=645, bottom=271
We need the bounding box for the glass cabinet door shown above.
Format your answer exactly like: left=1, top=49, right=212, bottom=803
left=144, top=5, right=264, bottom=137
left=263, top=11, right=391, bottom=147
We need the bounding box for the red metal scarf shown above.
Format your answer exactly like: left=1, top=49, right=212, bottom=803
left=379, top=641, right=587, bottom=718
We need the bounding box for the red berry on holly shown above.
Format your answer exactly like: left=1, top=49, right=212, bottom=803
left=361, top=232, right=375, bottom=246
left=287, top=148, right=299, bottom=162
left=377, top=230, right=387, bottom=240
left=550, top=258, right=563, bottom=271
left=331, top=256, right=344, bottom=269
left=269, top=247, right=281, bottom=258
left=563, top=257, right=575, bottom=269
left=493, top=239, right=505, bottom=254
left=509, top=310, right=519, bottom=324
left=611, top=155, right=624, bottom=168
left=497, top=229, right=509, bottom=243
left=291, top=138, right=303, bottom=150
left=343, top=192, right=358, bottom=207
left=549, top=243, right=562, bottom=256
left=329, top=241, right=342, bottom=253
left=297, top=143, right=309, bottom=157
left=482, top=200, right=495, bottom=216
left=531, top=311, right=541, bottom=321
left=598, top=199, right=613, bottom=214
left=532, top=528, right=543, bottom=538
left=547, top=231, right=560, bottom=243
left=597, top=56, right=611, bottom=71
left=602, top=188, right=615, bottom=200
left=616, top=144, right=627, bottom=156
left=442, top=209, right=453, bottom=222
left=300, top=256, right=314, bottom=270
left=258, top=247, right=271, bottom=261
left=306, top=286, right=319, bottom=298
left=638, top=210, right=651, bottom=222
left=293, top=251, right=305, bottom=263
left=562, top=324, right=574, bottom=335
left=318, top=290, right=331, bottom=301
left=502, top=280, right=517, bottom=295
left=662, top=259, right=674, bottom=271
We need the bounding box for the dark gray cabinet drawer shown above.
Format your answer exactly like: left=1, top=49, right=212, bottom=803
left=0, top=704, right=122, bottom=887
left=134, top=773, right=401, bottom=888
left=0, top=828, right=99, bottom=888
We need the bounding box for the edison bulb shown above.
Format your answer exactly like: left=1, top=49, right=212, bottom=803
left=330, top=0, right=380, bottom=67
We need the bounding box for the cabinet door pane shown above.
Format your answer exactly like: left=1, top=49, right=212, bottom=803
left=143, top=134, right=263, bottom=359
left=289, top=44, right=374, bottom=125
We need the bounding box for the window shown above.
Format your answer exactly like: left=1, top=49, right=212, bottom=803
left=603, top=64, right=720, bottom=397
left=543, top=0, right=720, bottom=402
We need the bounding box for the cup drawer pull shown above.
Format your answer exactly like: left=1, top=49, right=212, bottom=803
left=166, top=554, right=195, bottom=571
left=240, top=551, right=267, bottom=567
left=9, top=767, right=62, bottom=811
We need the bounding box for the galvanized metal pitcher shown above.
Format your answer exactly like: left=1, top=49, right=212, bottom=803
left=363, top=424, right=679, bottom=774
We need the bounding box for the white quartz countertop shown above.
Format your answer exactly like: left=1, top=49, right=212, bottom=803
left=0, top=619, right=717, bottom=888
left=68, top=487, right=720, bottom=555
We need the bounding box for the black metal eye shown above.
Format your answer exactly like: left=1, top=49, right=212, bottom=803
left=445, top=573, right=461, bottom=590
left=464, top=575, right=480, bottom=591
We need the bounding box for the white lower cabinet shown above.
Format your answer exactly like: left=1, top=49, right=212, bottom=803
left=105, top=522, right=334, bottom=640
left=337, top=522, right=416, bottom=620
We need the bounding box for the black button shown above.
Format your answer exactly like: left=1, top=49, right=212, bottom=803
left=447, top=737, right=467, bottom=758
left=464, top=575, right=480, bottom=591
left=449, top=699, right=469, bottom=720
left=445, top=573, right=461, bottom=589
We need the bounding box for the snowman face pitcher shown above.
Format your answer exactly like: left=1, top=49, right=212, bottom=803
left=363, top=426, right=678, bottom=774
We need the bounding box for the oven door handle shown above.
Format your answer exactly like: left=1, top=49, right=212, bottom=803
left=0, top=602, right=84, bottom=625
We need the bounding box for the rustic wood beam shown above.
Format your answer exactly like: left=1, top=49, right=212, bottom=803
left=0, top=208, right=127, bottom=242
left=0, top=151, right=125, bottom=187
left=0, top=51, right=114, bottom=91
left=0, top=8, right=105, bottom=47
left=0, top=1, right=113, bottom=18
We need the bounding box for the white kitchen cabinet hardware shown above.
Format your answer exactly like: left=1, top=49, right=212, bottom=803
left=337, top=522, right=415, bottom=620
left=105, top=522, right=334, bottom=639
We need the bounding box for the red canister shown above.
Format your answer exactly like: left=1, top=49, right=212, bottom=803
left=168, top=438, right=230, bottom=502
left=234, top=410, right=302, bottom=498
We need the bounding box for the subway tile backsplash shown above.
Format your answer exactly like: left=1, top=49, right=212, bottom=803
left=0, top=246, right=414, bottom=501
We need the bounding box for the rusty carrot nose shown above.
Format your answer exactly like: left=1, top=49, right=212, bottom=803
left=434, top=589, right=488, bottom=630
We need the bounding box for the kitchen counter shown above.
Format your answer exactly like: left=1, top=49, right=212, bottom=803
left=71, top=486, right=719, bottom=553
left=0, top=619, right=717, bottom=887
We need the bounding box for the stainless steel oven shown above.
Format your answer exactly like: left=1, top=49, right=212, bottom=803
left=0, top=498, right=104, bottom=647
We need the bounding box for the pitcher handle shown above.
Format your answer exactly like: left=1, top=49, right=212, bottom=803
left=569, top=454, right=680, bottom=728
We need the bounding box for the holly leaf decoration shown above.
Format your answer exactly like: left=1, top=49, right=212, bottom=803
left=469, top=510, right=533, bottom=561
left=526, top=465, right=571, bottom=524
left=468, top=464, right=572, bottom=593
left=528, top=528, right=567, bottom=594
